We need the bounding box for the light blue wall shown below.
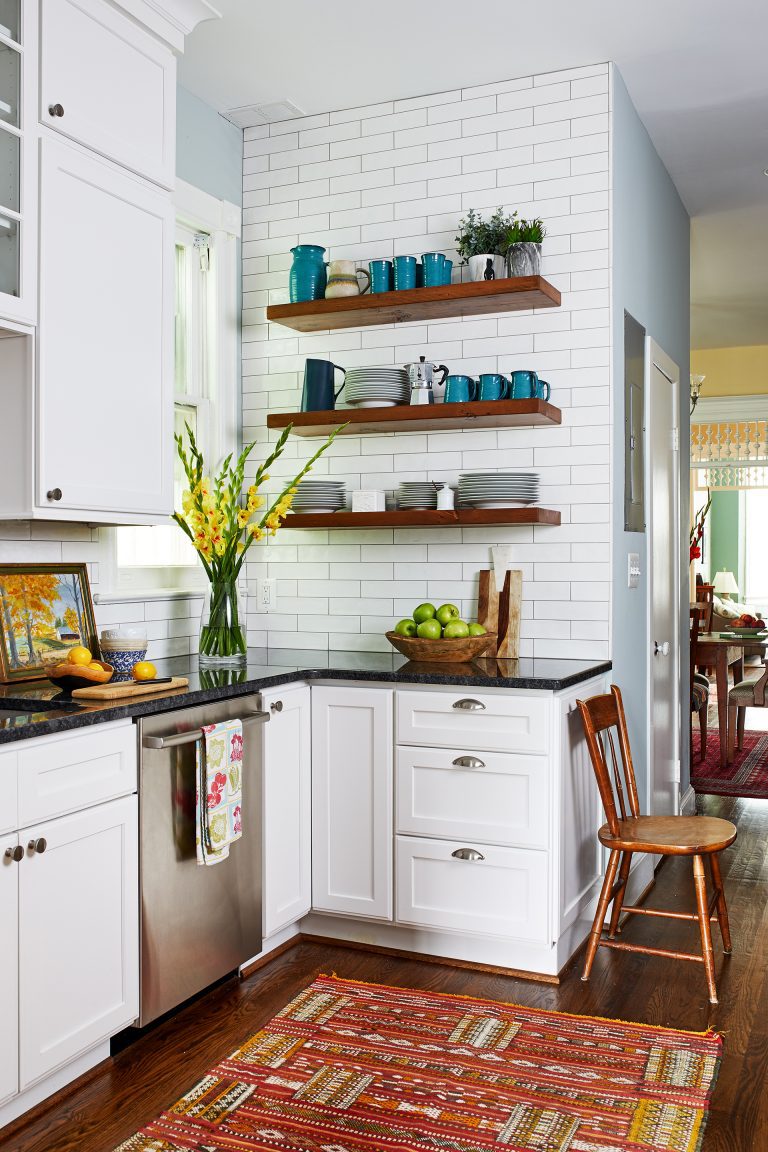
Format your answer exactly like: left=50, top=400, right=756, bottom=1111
left=611, top=68, right=691, bottom=798
left=176, top=85, right=243, bottom=206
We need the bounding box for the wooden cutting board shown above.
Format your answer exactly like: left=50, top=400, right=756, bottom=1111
left=72, top=677, right=189, bottom=701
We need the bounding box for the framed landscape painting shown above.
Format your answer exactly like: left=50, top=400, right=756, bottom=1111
left=0, top=563, right=98, bottom=683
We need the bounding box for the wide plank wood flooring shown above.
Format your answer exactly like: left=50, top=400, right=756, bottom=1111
left=3, top=791, right=767, bottom=1152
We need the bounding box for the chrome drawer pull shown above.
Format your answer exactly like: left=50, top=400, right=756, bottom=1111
left=451, top=847, right=485, bottom=862
left=143, top=710, right=269, bottom=749
left=452, top=698, right=485, bottom=711
left=451, top=755, right=485, bottom=769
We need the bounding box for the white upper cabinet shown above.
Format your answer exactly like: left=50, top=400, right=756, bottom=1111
left=40, top=0, right=175, bottom=189
left=37, top=136, right=174, bottom=520
left=0, top=0, right=37, bottom=324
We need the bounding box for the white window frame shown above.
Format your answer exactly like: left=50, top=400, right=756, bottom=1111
left=100, top=179, right=241, bottom=600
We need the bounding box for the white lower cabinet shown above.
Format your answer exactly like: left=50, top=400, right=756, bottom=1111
left=0, top=836, right=20, bottom=1107
left=261, top=685, right=312, bottom=939
left=311, top=685, right=393, bottom=920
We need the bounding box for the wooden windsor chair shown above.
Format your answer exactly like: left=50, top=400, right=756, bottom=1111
left=577, top=684, right=737, bottom=1004
left=690, top=607, right=710, bottom=760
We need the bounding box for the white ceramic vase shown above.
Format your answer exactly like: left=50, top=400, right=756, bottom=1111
left=468, top=254, right=497, bottom=282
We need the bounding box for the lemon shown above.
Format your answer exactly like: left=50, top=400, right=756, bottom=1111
left=68, top=646, right=92, bottom=666
left=88, top=662, right=103, bottom=671
left=132, top=661, right=157, bottom=681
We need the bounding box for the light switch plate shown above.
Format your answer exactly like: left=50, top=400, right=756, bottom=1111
left=628, top=553, right=641, bottom=589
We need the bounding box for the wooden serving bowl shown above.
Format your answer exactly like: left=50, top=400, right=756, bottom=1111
left=47, top=659, right=114, bottom=696
left=385, top=630, right=495, bottom=663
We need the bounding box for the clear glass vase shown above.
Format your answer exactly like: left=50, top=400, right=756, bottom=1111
left=198, top=578, right=247, bottom=667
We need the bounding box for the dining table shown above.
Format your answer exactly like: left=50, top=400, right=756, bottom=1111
left=695, top=631, right=768, bottom=768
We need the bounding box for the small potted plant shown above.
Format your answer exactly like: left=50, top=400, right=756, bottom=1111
left=503, top=217, right=545, bottom=277
left=456, top=208, right=516, bottom=282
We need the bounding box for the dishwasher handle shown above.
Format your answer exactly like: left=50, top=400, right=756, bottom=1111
left=143, top=710, right=269, bottom=750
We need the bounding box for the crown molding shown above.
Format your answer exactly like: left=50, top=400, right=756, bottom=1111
left=113, top=0, right=220, bottom=52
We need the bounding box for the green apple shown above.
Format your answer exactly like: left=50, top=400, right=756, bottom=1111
left=443, top=620, right=470, bottom=639
left=468, top=622, right=487, bottom=636
left=413, top=602, right=436, bottom=624
left=435, top=603, right=460, bottom=627
left=394, top=619, right=417, bottom=637
left=416, top=618, right=442, bottom=640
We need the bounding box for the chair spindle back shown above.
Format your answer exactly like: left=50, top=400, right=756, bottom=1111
left=577, top=684, right=641, bottom=836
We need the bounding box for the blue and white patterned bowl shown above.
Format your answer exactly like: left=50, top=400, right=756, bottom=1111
left=100, top=646, right=147, bottom=674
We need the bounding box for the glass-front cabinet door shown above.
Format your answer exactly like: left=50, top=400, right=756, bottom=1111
left=0, top=0, right=35, bottom=325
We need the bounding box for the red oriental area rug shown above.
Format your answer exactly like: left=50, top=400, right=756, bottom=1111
left=692, top=727, right=768, bottom=799
left=115, top=974, right=722, bottom=1152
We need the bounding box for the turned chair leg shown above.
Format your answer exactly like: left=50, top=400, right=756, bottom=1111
left=582, top=849, right=620, bottom=983
left=709, top=852, right=732, bottom=954
left=727, top=705, right=737, bottom=764
left=698, top=703, right=707, bottom=761
left=608, top=851, right=632, bottom=937
left=693, top=854, right=718, bottom=1004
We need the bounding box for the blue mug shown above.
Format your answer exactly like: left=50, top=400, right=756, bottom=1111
left=535, top=378, right=551, bottom=401
left=369, top=259, right=393, bottom=294
left=442, top=258, right=453, bottom=285
left=510, top=370, right=539, bottom=399
left=301, top=359, right=346, bottom=411
left=478, top=373, right=509, bottom=401
left=394, top=255, right=417, bottom=290
left=444, top=375, right=478, bottom=403
left=421, top=252, right=445, bottom=287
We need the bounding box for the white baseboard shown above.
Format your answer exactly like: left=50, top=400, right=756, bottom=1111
left=0, top=1042, right=109, bottom=1132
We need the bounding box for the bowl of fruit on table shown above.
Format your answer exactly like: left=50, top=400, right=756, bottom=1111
left=386, top=603, right=495, bottom=663
left=723, top=613, right=767, bottom=636
left=47, top=646, right=113, bottom=695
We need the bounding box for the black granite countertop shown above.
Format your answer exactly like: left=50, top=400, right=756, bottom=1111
left=0, top=649, right=611, bottom=745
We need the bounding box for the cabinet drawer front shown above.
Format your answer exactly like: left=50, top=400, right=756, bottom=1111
left=396, top=689, right=550, bottom=753
left=396, top=836, right=549, bottom=943
left=396, top=746, right=549, bottom=848
left=0, top=747, right=18, bottom=835
left=41, top=0, right=175, bottom=187
left=18, top=723, right=136, bottom=826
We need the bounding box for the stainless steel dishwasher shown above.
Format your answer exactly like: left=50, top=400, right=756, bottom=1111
left=137, top=694, right=269, bottom=1026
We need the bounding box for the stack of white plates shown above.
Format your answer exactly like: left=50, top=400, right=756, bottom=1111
left=458, top=472, right=540, bottom=509
left=345, top=367, right=409, bottom=408
left=398, top=481, right=438, bottom=510
left=291, top=480, right=346, bottom=514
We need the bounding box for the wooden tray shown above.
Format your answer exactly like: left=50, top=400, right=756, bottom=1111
left=385, top=631, right=495, bottom=663
left=72, top=677, right=189, bottom=701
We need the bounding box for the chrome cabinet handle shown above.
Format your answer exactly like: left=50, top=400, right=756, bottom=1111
left=4, top=846, right=23, bottom=862
left=27, top=838, right=47, bottom=854
left=143, top=710, right=269, bottom=749
left=46, top=488, right=63, bottom=501
left=451, top=755, right=485, bottom=769
left=451, top=847, right=485, bottom=862
left=452, top=698, right=486, bottom=711
left=270, top=700, right=283, bottom=712
left=48, top=103, right=65, bottom=117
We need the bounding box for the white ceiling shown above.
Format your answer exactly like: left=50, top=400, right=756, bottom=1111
left=179, top=0, right=768, bottom=350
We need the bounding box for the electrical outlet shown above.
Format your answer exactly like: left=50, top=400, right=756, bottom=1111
left=628, top=553, right=641, bottom=589
left=258, top=578, right=276, bottom=611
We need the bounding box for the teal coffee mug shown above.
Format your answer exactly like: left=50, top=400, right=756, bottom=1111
left=393, top=255, right=417, bottom=290
left=444, top=375, right=478, bottom=403
left=478, top=373, right=509, bottom=401
left=421, top=252, right=445, bottom=287
left=535, top=378, right=551, bottom=400
left=510, top=370, right=539, bottom=399
left=369, top=259, right=393, bottom=294
left=441, top=258, right=453, bottom=285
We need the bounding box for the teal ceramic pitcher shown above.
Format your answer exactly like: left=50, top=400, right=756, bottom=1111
left=289, top=245, right=327, bottom=303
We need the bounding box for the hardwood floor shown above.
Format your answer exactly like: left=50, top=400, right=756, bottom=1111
left=3, top=792, right=767, bottom=1152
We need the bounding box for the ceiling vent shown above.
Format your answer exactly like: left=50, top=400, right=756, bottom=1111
left=224, top=99, right=305, bottom=129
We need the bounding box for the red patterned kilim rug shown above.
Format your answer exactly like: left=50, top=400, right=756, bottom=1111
left=691, top=727, right=768, bottom=798
left=115, top=974, right=722, bottom=1152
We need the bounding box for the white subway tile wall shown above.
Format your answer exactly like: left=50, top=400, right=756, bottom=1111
left=242, top=64, right=612, bottom=658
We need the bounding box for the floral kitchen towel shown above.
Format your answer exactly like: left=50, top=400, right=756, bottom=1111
left=196, top=719, right=243, bottom=866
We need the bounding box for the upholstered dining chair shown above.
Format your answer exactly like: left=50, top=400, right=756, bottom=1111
left=690, top=608, right=710, bottom=761
left=577, top=684, right=737, bottom=1004
left=727, top=658, right=768, bottom=764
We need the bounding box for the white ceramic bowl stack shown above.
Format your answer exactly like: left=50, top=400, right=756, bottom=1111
left=291, top=480, right=347, bottom=513
left=345, top=367, right=409, bottom=407
left=397, top=481, right=439, bottom=510
left=458, top=472, right=540, bottom=509
left=100, top=627, right=148, bottom=675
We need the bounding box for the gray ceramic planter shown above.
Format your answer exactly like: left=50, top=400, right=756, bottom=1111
left=506, top=242, right=542, bottom=277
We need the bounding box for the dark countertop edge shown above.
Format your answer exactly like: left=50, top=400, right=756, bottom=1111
left=0, top=660, right=612, bottom=745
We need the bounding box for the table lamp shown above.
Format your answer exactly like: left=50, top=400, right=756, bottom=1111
left=713, top=570, right=738, bottom=599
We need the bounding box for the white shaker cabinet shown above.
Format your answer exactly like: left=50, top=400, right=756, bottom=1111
left=0, top=0, right=37, bottom=325
left=311, top=685, right=393, bottom=921
left=261, top=684, right=312, bottom=939
left=0, top=836, right=20, bottom=1107
left=36, top=136, right=174, bottom=521
left=40, top=0, right=175, bottom=189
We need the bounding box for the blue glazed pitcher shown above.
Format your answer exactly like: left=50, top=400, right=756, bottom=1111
left=289, top=245, right=327, bottom=303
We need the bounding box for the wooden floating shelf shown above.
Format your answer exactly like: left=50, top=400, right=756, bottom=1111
left=284, top=508, right=560, bottom=530
left=268, top=398, right=561, bottom=437
left=266, top=276, right=561, bottom=332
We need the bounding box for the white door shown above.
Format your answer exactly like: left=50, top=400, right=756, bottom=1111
left=648, top=342, right=681, bottom=815
left=18, top=796, right=139, bottom=1087
left=0, top=836, right=19, bottom=1106
left=312, top=685, right=393, bottom=921
left=40, top=0, right=175, bottom=188
left=37, top=137, right=174, bottom=520
left=261, top=685, right=312, bottom=938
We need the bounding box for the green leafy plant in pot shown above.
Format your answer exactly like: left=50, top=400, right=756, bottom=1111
left=456, top=207, right=518, bottom=282
left=503, top=217, right=545, bottom=277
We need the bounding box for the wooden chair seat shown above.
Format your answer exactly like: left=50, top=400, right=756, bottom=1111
left=599, top=815, right=737, bottom=855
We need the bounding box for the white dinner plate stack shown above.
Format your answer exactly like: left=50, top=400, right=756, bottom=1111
left=291, top=480, right=346, bottom=514
left=345, top=367, right=410, bottom=408
left=458, top=472, right=540, bottom=508
left=397, top=481, right=439, bottom=510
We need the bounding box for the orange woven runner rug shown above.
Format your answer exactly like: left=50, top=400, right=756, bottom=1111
left=116, top=974, right=721, bottom=1152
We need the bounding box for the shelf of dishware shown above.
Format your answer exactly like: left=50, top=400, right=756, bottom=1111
left=265, top=276, right=561, bottom=333
left=285, top=508, right=561, bottom=529
left=267, top=397, right=561, bottom=437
